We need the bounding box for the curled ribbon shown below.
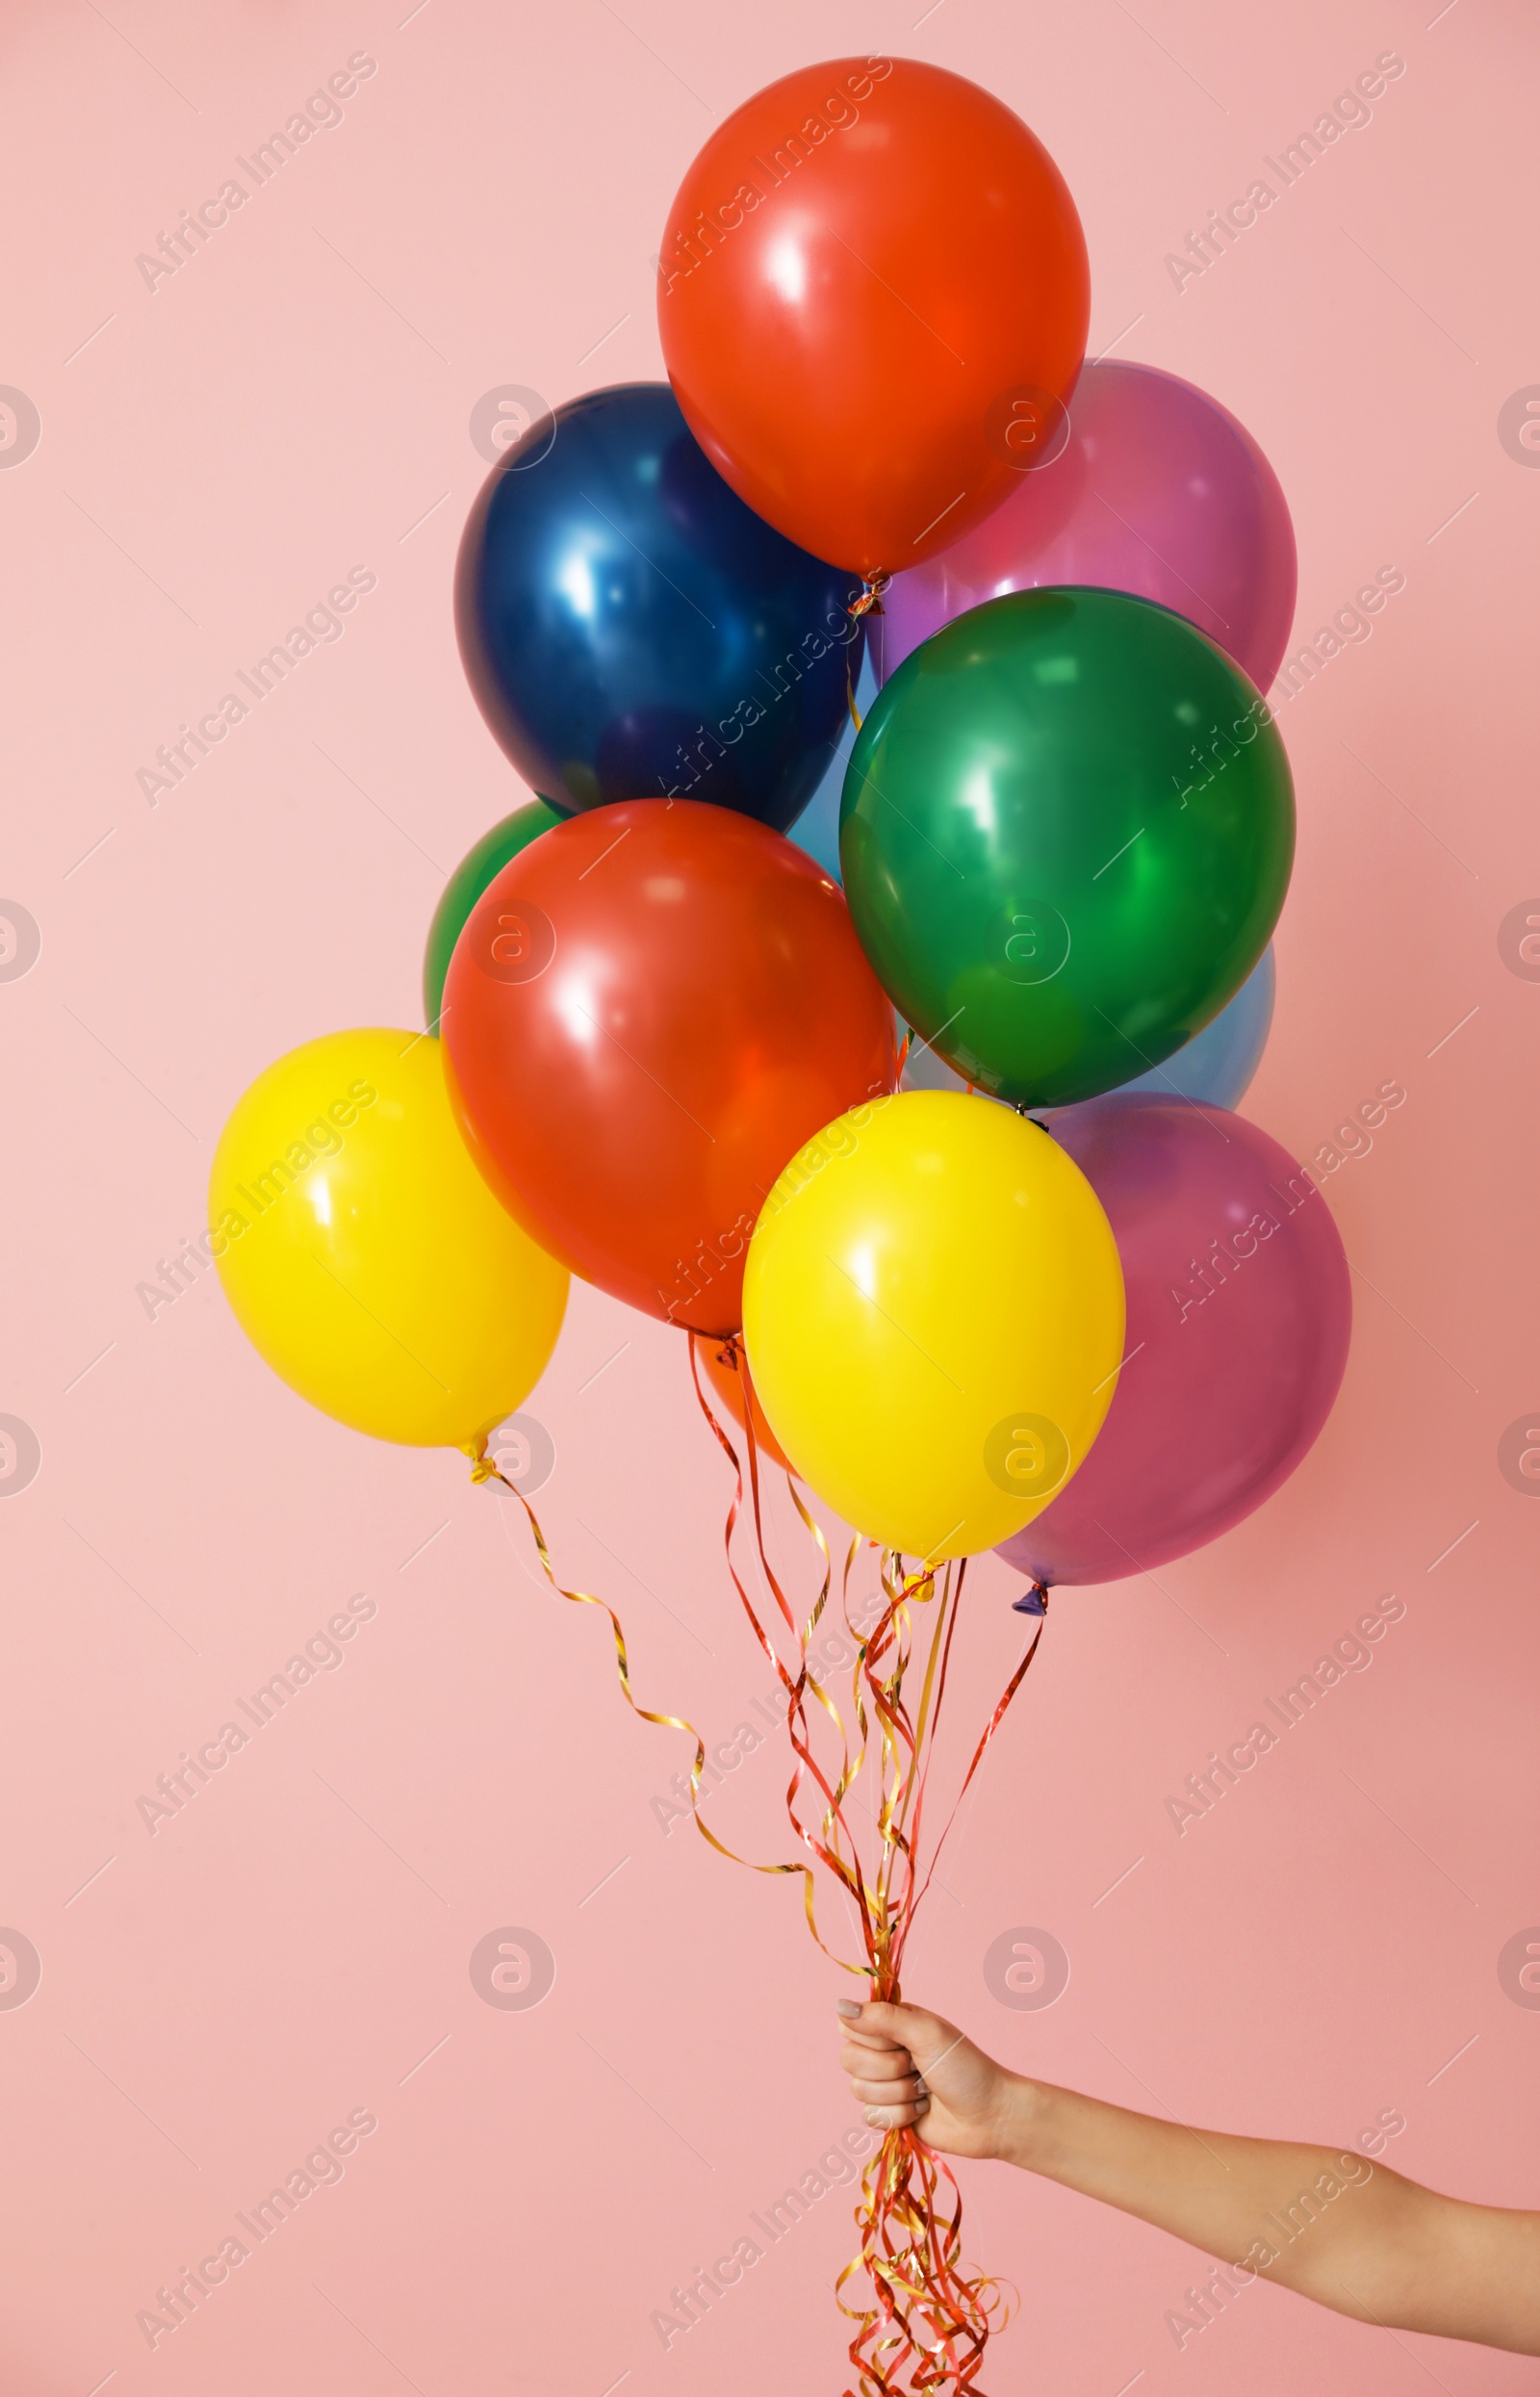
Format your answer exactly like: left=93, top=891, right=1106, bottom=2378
left=464, top=1433, right=823, bottom=1907
left=688, top=1343, right=1051, bottom=2395
left=470, top=1341, right=1050, bottom=2396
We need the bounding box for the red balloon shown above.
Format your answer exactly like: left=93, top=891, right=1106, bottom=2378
left=657, top=56, right=1089, bottom=581
left=442, top=801, right=898, bottom=1336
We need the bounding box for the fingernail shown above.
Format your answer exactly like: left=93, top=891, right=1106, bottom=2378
left=836, top=1999, right=862, bottom=2020
left=863, top=2109, right=883, bottom=2126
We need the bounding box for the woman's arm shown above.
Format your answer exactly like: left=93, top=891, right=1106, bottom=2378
left=837, top=1998, right=1540, bottom=2356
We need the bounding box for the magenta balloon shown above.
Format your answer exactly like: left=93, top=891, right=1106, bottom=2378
left=878, top=361, right=1296, bottom=694
left=998, top=1097, right=1350, bottom=1589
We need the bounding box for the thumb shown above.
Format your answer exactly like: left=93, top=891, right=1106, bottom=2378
left=847, top=2000, right=962, bottom=2073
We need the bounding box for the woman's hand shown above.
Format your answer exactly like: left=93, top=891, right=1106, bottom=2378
left=836, top=1998, right=1018, bottom=2162
left=836, top=1996, right=1540, bottom=2357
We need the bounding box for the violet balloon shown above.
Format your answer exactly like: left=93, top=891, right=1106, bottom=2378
left=880, top=361, right=1296, bottom=694
left=998, top=1097, right=1350, bottom=1589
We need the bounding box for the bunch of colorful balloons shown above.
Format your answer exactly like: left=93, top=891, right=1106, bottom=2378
left=212, top=52, right=1349, bottom=1613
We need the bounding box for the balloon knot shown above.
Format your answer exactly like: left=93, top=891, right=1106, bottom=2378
left=1012, top=1582, right=1049, bottom=1616
left=464, top=1438, right=496, bottom=1484
left=848, top=573, right=891, bottom=620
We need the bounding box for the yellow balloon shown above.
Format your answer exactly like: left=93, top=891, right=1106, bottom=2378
left=210, top=1028, right=568, bottom=1448
left=742, top=1091, right=1124, bottom=1560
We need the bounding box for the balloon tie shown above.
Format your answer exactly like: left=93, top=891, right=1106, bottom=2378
left=849, top=573, right=891, bottom=620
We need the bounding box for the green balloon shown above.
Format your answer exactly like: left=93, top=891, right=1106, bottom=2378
left=840, top=589, right=1295, bottom=1108
left=423, top=800, right=566, bottom=1029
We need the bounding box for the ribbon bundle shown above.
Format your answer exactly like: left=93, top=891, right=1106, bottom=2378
left=473, top=1338, right=1049, bottom=2395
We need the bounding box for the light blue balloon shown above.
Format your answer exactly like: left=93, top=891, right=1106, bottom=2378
left=789, top=650, right=880, bottom=882
left=1093, top=941, right=1276, bottom=1112
left=904, top=945, right=1276, bottom=1113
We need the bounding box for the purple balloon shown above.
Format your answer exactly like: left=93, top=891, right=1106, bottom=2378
left=878, top=361, right=1296, bottom=695
left=999, top=1097, right=1350, bottom=1590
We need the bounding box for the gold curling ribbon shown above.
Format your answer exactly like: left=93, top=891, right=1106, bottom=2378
left=471, top=1329, right=1051, bottom=2395
left=465, top=1433, right=825, bottom=1912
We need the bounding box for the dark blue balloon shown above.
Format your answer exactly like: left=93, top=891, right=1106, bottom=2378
left=455, top=383, right=864, bottom=832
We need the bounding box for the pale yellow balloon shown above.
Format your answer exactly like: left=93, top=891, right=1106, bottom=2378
left=210, top=1028, right=568, bottom=1448
left=742, top=1090, right=1125, bottom=1560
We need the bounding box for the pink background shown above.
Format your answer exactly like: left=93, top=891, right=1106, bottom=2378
left=2, top=1, right=1536, bottom=2390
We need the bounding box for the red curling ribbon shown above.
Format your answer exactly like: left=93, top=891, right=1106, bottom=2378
left=684, top=1345, right=1052, bottom=2394
left=471, top=1338, right=1051, bottom=2396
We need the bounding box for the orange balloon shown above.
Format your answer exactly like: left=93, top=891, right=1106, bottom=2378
left=657, top=56, right=1089, bottom=581
left=689, top=1334, right=793, bottom=1473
